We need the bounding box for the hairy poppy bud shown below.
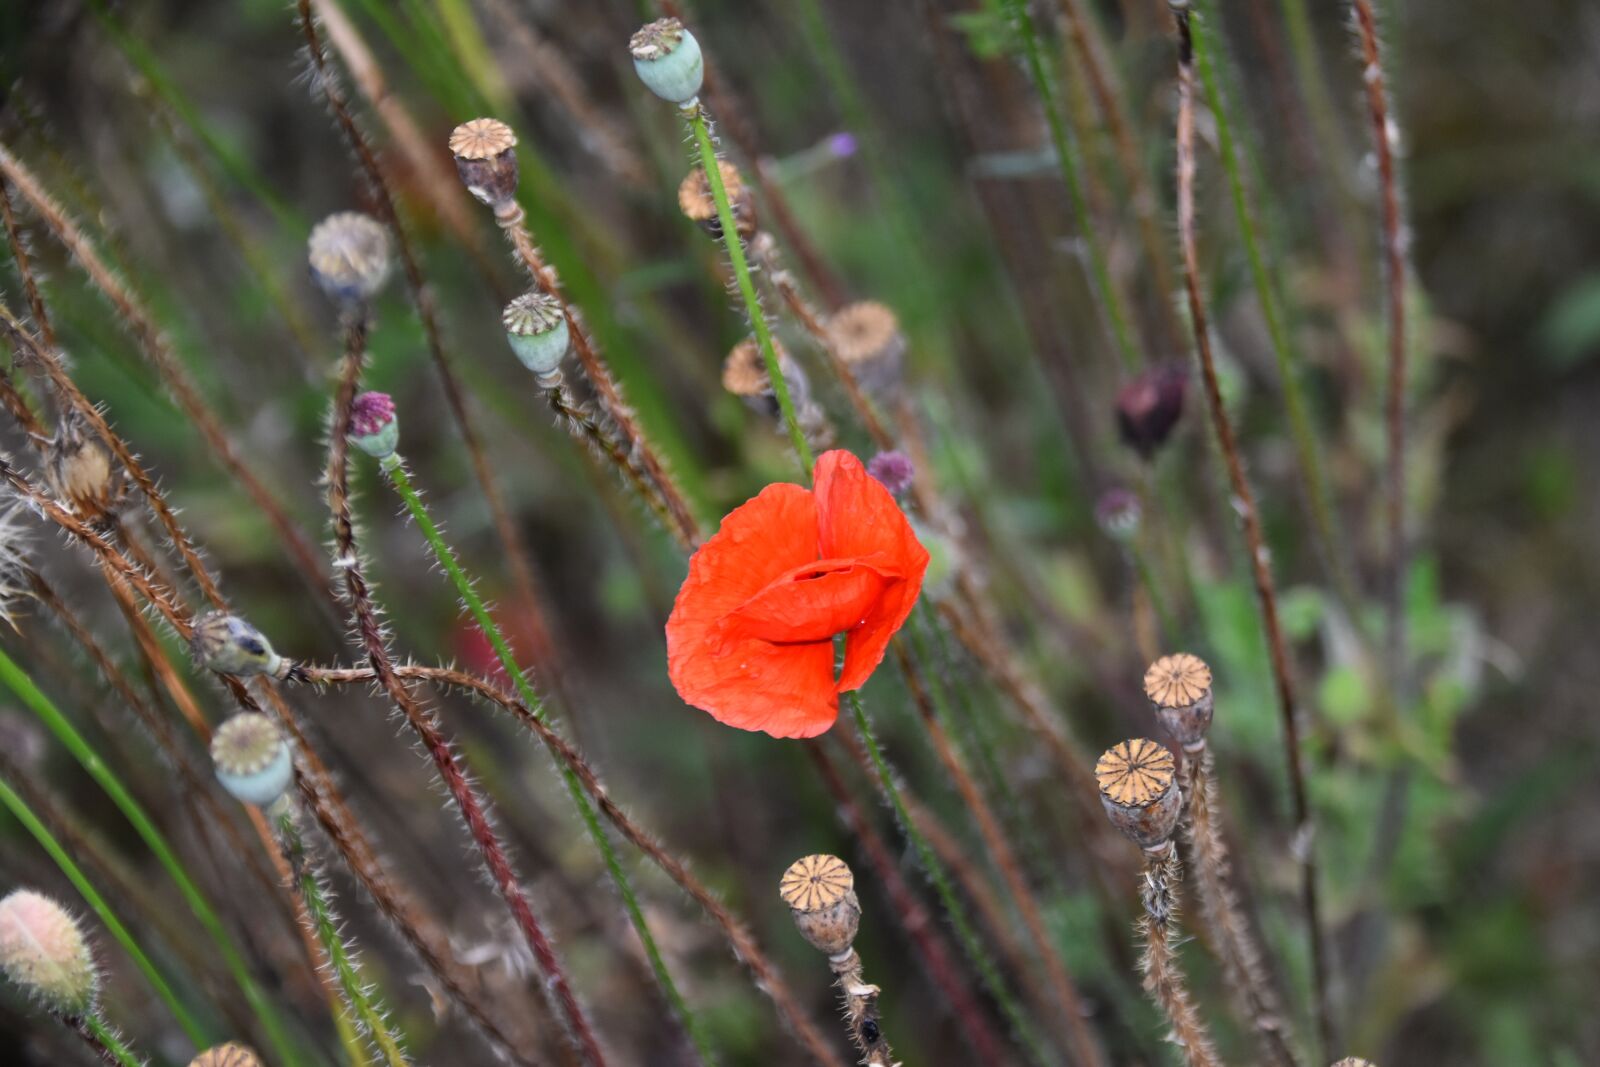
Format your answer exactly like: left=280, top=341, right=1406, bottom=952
left=190, top=611, right=288, bottom=679
left=630, top=19, right=704, bottom=105
left=503, top=291, right=570, bottom=386
left=449, top=118, right=520, bottom=210
left=1096, top=738, right=1181, bottom=850
left=307, top=212, right=392, bottom=308
left=678, top=160, right=756, bottom=241
left=348, top=392, right=399, bottom=460
left=866, top=451, right=914, bottom=497
left=780, top=854, right=860, bottom=956
left=46, top=422, right=122, bottom=525
left=212, top=712, right=294, bottom=807
left=1144, top=653, right=1214, bottom=749
left=1094, top=487, right=1142, bottom=542
left=190, top=1044, right=264, bottom=1067
left=0, top=890, right=98, bottom=1017
left=828, top=302, right=906, bottom=398
left=1116, top=363, right=1187, bottom=460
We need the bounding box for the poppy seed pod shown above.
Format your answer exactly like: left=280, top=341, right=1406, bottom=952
left=212, top=713, right=294, bottom=807
left=1096, top=738, right=1181, bottom=850
left=722, top=337, right=811, bottom=419
left=827, top=302, right=906, bottom=398
left=307, top=212, right=392, bottom=307
left=780, top=854, right=861, bottom=956
left=630, top=19, right=704, bottom=105
left=503, top=291, right=570, bottom=384
left=190, top=1044, right=264, bottom=1067
left=1144, top=652, right=1214, bottom=749
left=348, top=391, right=399, bottom=460
left=190, top=611, right=288, bottom=679
left=1116, top=363, right=1187, bottom=460
left=678, top=160, right=756, bottom=240
left=46, top=423, right=122, bottom=525
left=0, top=890, right=98, bottom=1017
left=449, top=118, right=520, bottom=209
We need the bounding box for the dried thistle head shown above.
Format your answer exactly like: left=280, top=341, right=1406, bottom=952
left=449, top=118, right=520, bottom=209
left=307, top=212, right=392, bottom=308
left=189, top=1044, right=264, bottom=1067
left=827, top=302, right=906, bottom=396
left=502, top=291, right=570, bottom=383
left=1144, top=652, right=1214, bottom=748
left=1096, top=738, right=1181, bottom=850
left=212, top=712, right=294, bottom=808
left=630, top=18, right=704, bottom=105
left=190, top=611, right=288, bottom=679
left=348, top=391, right=399, bottom=460
left=780, top=854, right=860, bottom=956
left=45, top=420, right=123, bottom=526
left=0, top=890, right=98, bottom=1017
left=678, top=160, right=756, bottom=240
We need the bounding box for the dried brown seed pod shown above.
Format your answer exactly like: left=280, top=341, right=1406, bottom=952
left=780, top=854, right=860, bottom=956
left=45, top=422, right=123, bottom=525
left=678, top=160, right=756, bottom=240
left=449, top=118, right=520, bottom=209
left=827, top=301, right=906, bottom=397
left=307, top=212, right=392, bottom=307
left=189, top=1043, right=264, bottom=1067
left=1096, top=738, right=1181, bottom=850
left=722, top=337, right=809, bottom=416
left=1144, top=652, right=1215, bottom=749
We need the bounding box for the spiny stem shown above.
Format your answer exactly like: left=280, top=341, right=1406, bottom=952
left=683, top=102, right=814, bottom=473
left=843, top=691, right=1054, bottom=1066
left=78, top=1015, right=145, bottom=1067
left=379, top=455, right=715, bottom=1064
left=0, top=646, right=304, bottom=1066
left=0, top=774, right=213, bottom=1047
left=278, top=810, right=412, bottom=1067
left=1136, top=847, right=1222, bottom=1067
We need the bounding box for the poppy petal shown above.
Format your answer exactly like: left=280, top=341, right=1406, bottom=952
left=721, top=558, right=897, bottom=645
left=670, top=634, right=839, bottom=738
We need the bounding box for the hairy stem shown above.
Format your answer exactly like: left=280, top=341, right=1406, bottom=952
left=1137, top=847, right=1221, bottom=1067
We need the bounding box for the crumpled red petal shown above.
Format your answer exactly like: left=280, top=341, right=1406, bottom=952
left=722, top=558, right=897, bottom=645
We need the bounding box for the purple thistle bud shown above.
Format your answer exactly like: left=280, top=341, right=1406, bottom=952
left=1095, top=487, right=1142, bottom=542
left=1116, top=363, right=1187, bottom=460
left=867, top=450, right=915, bottom=497
left=827, top=132, right=859, bottom=158
left=348, top=391, right=399, bottom=459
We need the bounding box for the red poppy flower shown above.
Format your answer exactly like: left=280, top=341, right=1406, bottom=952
left=667, top=450, right=930, bottom=738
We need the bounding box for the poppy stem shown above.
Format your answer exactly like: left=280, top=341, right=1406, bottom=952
left=378, top=453, right=716, bottom=1065
left=683, top=102, right=815, bottom=474
left=843, top=691, right=1054, bottom=1065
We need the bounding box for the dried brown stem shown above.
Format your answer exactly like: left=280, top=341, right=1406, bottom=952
left=1138, top=846, right=1222, bottom=1067
left=543, top=380, right=683, bottom=542
left=0, top=178, right=56, bottom=350
left=829, top=946, right=896, bottom=1067
left=1172, top=8, right=1331, bottom=1050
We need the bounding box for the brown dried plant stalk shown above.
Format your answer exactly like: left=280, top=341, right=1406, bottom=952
left=1171, top=3, right=1332, bottom=1049
left=1140, top=846, right=1223, bottom=1067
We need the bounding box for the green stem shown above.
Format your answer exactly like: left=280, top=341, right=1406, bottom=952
left=0, top=646, right=304, bottom=1067
left=380, top=455, right=716, bottom=1064
left=844, top=691, right=1054, bottom=1066
left=82, top=1014, right=145, bottom=1067
left=1000, top=0, right=1140, bottom=370
left=0, top=774, right=212, bottom=1048
left=684, top=103, right=814, bottom=474
left=278, top=811, right=411, bottom=1067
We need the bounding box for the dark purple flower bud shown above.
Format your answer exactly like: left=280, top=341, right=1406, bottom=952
left=348, top=392, right=399, bottom=459
left=1116, top=363, right=1187, bottom=460
left=867, top=451, right=915, bottom=497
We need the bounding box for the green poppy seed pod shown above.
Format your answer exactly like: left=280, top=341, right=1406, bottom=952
left=449, top=118, right=520, bottom=209
left=190, top=611, right=288, bottom=679
left=779, top=854, right=860, bottom=957
left=630, top=19, right=704, bottom=105
left=1144, top=652, right=1214, bottom=749
left=212, top=713, right=294, bottom=807
left=348, top=391, right=399, bottom=460
left=0, top=890, right=98, bottom=1017
left=190, top=1044, right=264, bottom=1067
left=307, top=212, right=392, bottom=307
left=503, top=291, right=570, bottom=383
left=1096, top=738, right=1181, bottom=850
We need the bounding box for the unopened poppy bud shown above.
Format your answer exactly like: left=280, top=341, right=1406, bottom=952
left=723, top=337, right=810, bottom=418
left=827, top=302, right=906, bottom=398
left=1094, top=487, right=1142, bottom=542
left=1144, top=653, right=1214, bottom=749
left=190, top=1044, right=264, bottom=1067
left=212, top=712, right=294, bottom=807
left=0, top=890, right=98, bottom=1017
left=348, top=391, right=399, bottom=460
left=449, top=118, right=520, bottom=209
left=45, top=423, right=122, bottom=525
left=678, top=161, right=756, bottom=240
left=307, top=212, right=392, bottom=307
left=190, top=611, right=288, bottom=679
left=866, top=451, right=914, bottom=497
left=780, top=854, right=860, bottom=956
left=630, top=18, right=704, bottom=105
left=503, top=291, right=570, bottom=384
left=1116, top=363, right=1187, bottom=460
left=1096, top=738, right=1181, bottom=850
